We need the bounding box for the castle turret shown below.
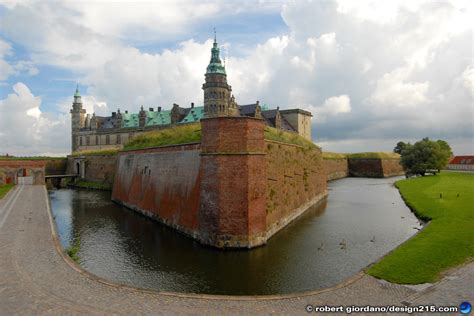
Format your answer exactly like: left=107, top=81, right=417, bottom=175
left=202, top=33, right=239, bottom=118
left=70, top=85, right=86, bottom=152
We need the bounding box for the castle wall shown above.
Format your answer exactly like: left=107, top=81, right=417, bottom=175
left=265, top=141, right=327, bottom=238
left=67, top=154, right=117, bottom=187
left=0, top=160, right=46, bottom=185
left=348, top=158, right=404, bottom=178
left=44, top=159, right=67, bottom=175
left=381, top=159, right=405, bottom=177
left=111, top=144, right=202, bottom=238
left=199, top=117, right=267, bottom=248
left=323, top=158, right=349, bottom=181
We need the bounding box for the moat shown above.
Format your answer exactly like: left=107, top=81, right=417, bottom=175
left=49, top=176, right=422, bottom=295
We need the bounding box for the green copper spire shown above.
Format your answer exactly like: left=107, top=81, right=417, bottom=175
left=74, top=84, right=81, bottom=97
left=206, top=32, right=226, bottom=75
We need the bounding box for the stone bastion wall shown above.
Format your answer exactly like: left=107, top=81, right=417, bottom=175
left=323, top=157, right=404, bottom=180
left=110, top=116, right=328, bottom=249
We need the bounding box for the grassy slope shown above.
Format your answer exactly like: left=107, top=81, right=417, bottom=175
left=70, top=149, right=119, bottom=156
left=264, top=127, right=318, bottom=149
left=367, top=172, right=474, bottom=283
left=322, top=152, right=400, bottom=160
left=123, top=123, right=201, bottom=151
left=0, top=184, right=15, bottom=199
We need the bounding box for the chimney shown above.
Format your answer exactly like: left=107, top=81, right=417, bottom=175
left=158, top=106, right=162, bottom=112
left=256, top=100, right=260, bottom=106
left=191, top=102, right=194, bottom=108
left=149, top=107, right=154, bottom=112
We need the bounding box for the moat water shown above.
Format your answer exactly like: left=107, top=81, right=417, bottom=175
left=49, top=176, right=422, bottom=295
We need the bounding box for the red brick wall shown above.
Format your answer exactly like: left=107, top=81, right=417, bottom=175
left=199, top=117, right=267, bottom=248
left=0, top=160, right=46, bottom=185
left=323, top=158, right=349, bottom=180
left=112, top=144, right=202, bottom=238
left=265, top=141, right=327, bottom=235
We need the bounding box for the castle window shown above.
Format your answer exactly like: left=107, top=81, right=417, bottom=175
left=79, top=137, right=83, bottom=146
left=117, top=134, right=121, bottom=144
left=86, top=136, right=90, bottom=146
left=95, top=135, right=99, bottom=145
left=106, top=135, right=110, bottom=145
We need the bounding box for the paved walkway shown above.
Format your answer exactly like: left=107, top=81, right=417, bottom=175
left=0, top=185, right=472, bottom=315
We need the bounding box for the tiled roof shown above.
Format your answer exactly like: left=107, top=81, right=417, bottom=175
left=180, top=106, right=204, bottom=123
left=449, top=156, right=474, bottom=165
left=146, top=110, right=171, bottom=126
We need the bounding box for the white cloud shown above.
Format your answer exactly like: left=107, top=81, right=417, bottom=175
left=0, top=83, right=69, bottom=156
left=0, top=0, right=473, bottom=155
left=369, top=68, right=430, bottom=108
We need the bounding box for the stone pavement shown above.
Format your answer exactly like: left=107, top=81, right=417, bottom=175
left=0, top=185, right=472, bottom=315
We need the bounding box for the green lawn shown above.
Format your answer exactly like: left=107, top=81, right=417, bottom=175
left=367, top=171, right=474, bottom=284
left=0, top=183, right=15, bottom=199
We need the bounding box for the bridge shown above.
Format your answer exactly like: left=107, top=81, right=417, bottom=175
left=45, top=174, right=78, bottom=188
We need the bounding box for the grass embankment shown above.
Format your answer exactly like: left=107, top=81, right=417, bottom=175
left=346, top=152, right=400, bottom=159
left=70, top=149, right=119, bottom=156
left=367, top=172, right=474, bottom=284
left=123, top=123, right=201, bottom=151
left=122, top=124, right=319, bottom=151
left=264, top=127, right=318, bottom=149
left=322, top=152, right=400, bottom=160
left=0, top=184, right=15, bottom=199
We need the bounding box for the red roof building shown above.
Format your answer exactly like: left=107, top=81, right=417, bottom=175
left=447, top=156, right=474, bottom=171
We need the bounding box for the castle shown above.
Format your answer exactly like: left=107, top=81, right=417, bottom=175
left=70, top=36, right=313, bottom=152
left=66, top=36, right=325, bottom=249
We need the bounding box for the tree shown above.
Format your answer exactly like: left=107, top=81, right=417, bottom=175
left=393, top=141, right=409, bottom=154
left=398, top=138, right=452, bottom=176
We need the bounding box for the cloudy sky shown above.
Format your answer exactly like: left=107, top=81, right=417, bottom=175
left=0, top=0, right=472, bottom=156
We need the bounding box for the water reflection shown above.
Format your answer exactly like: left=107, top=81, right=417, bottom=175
left=49, top=176, right=422, bottom=295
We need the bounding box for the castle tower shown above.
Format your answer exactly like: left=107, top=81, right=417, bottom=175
left=202, top=33, right=239, bottom=117
left=70, top=85, right=86, bottom=152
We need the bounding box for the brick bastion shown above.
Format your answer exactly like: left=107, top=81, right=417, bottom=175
left=111, top=116, right=328, bottom=249
left=323, top=158, right=404, bottom=180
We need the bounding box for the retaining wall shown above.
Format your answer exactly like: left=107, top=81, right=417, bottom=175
left=67, top=155, right=117, bottom=186
left=0, top=160, right=46, bottom=185
left=112, top=144, right=202, bottom=238
left=265, top=141, right=327, bottom=239
left=323, top=158, right=349, bottom=181
left=348, top=158, right=404, bottom=178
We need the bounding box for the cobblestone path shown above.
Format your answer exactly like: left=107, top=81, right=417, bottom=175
left=0, top=185, right=471, bottom=315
